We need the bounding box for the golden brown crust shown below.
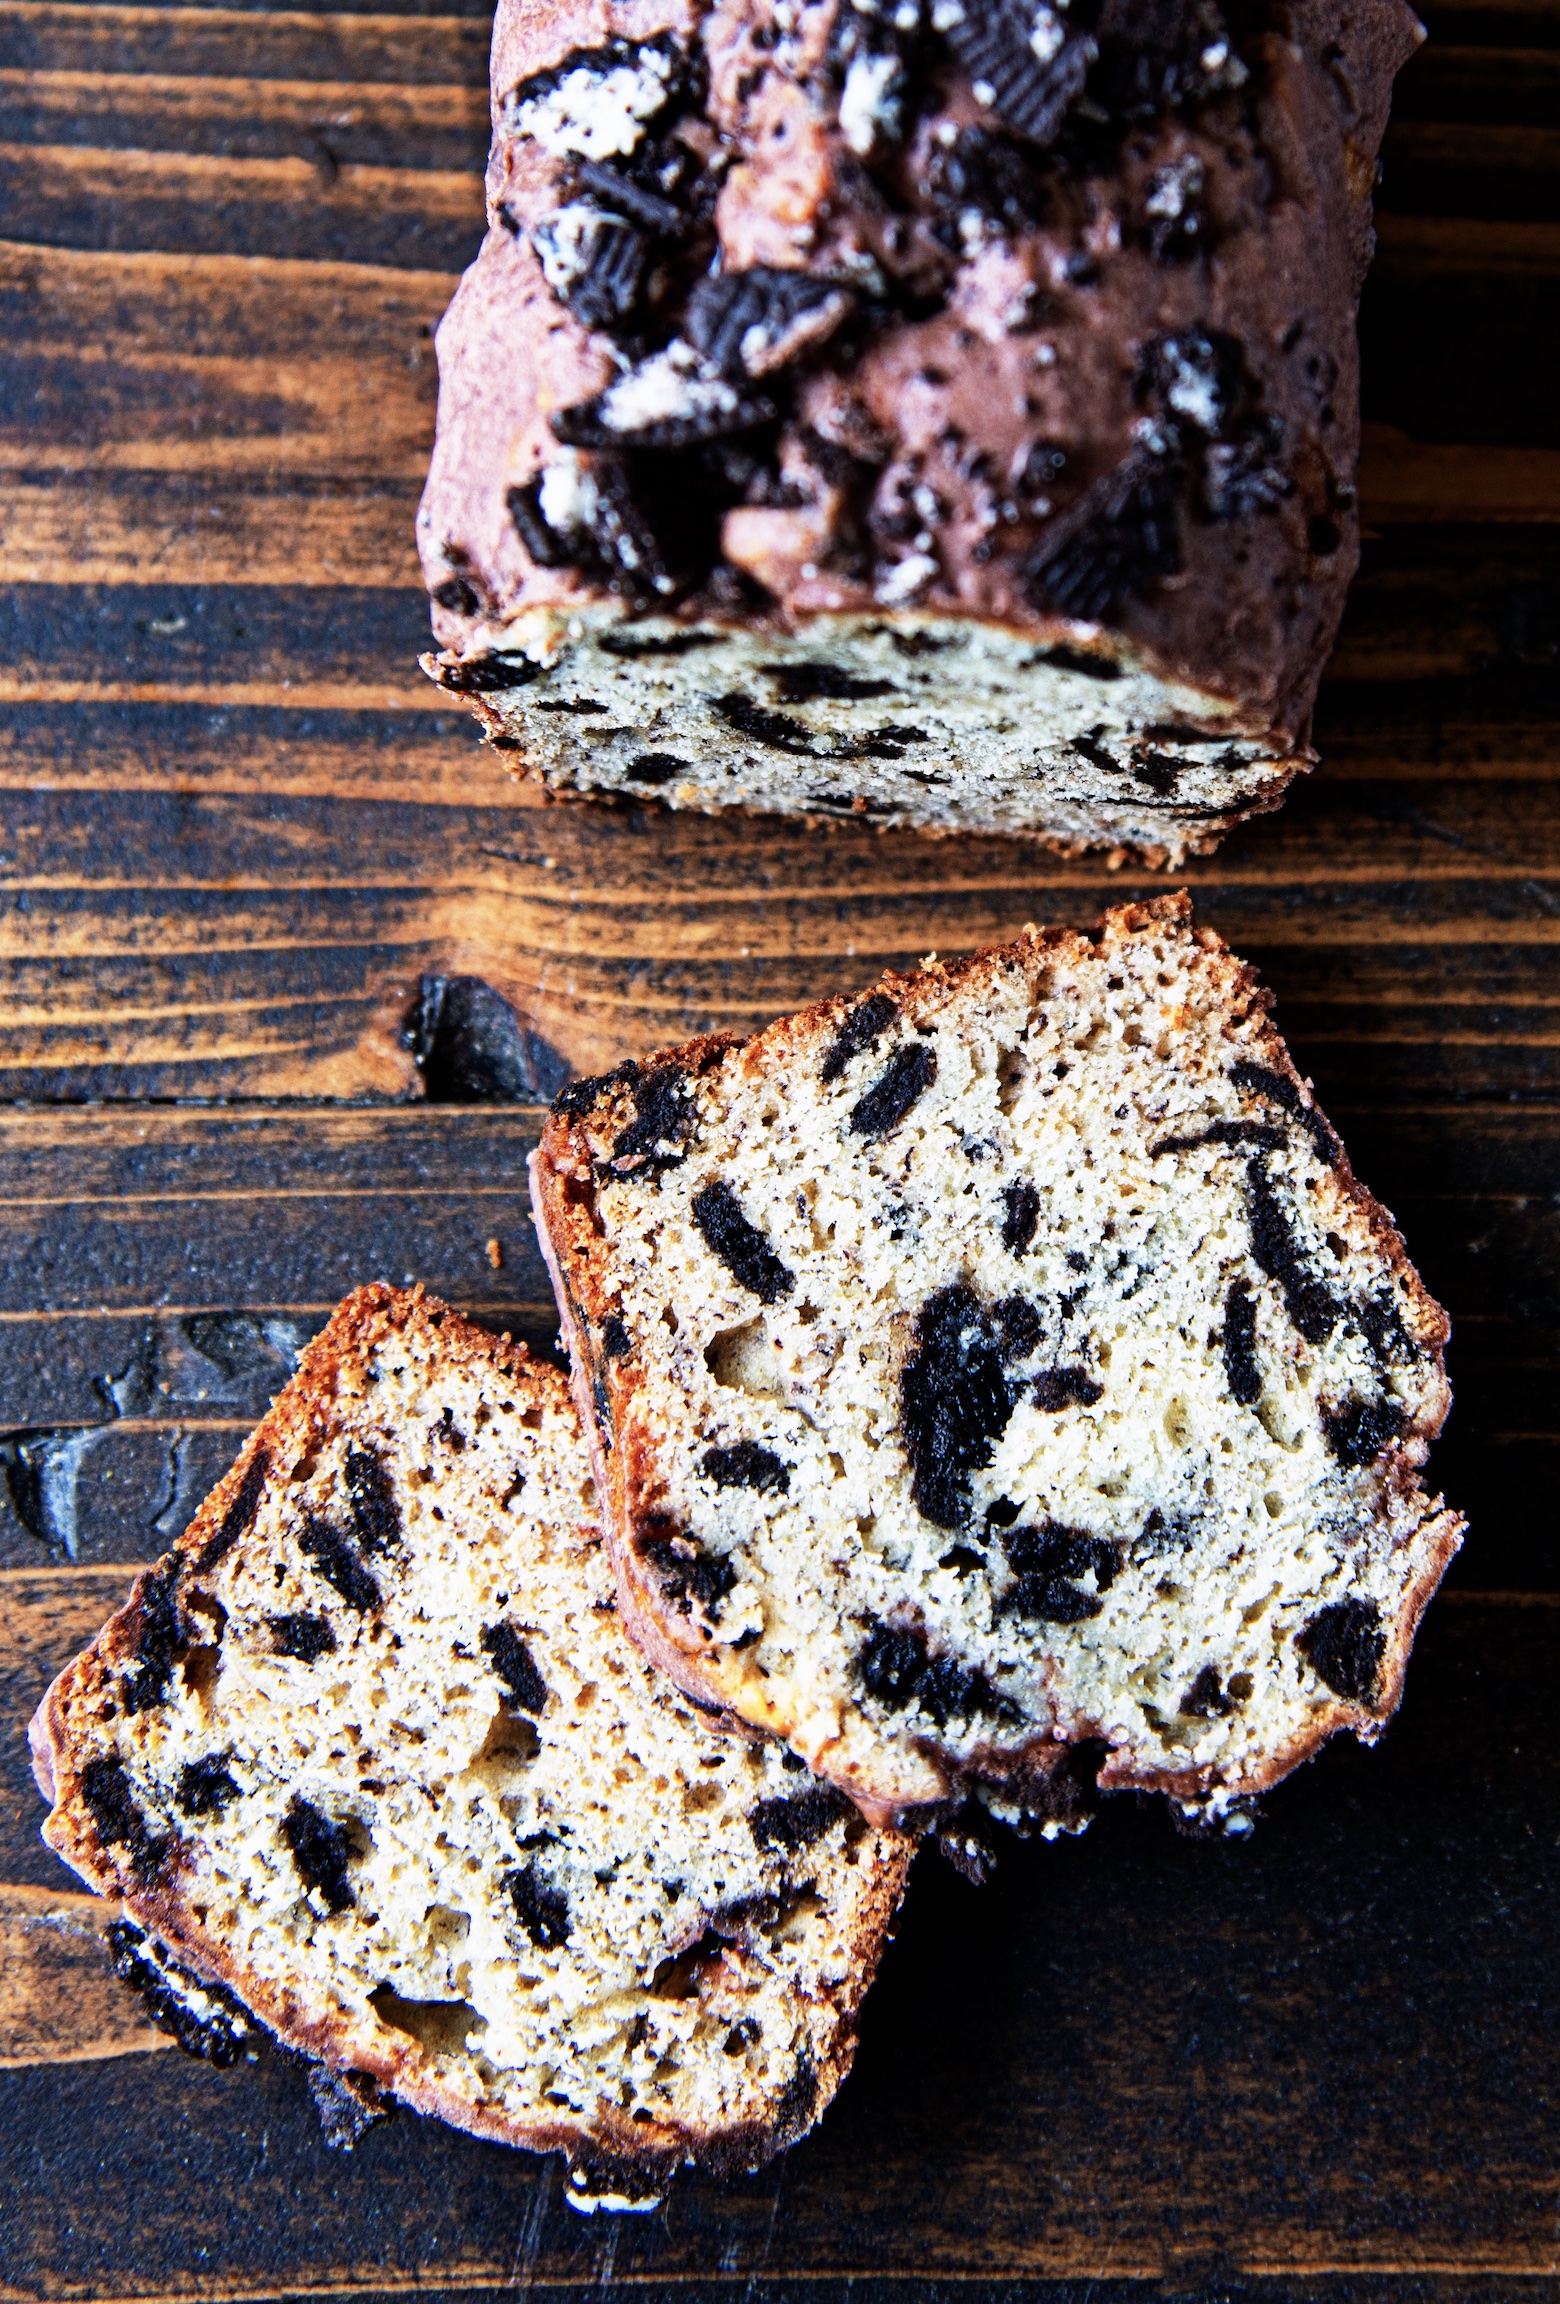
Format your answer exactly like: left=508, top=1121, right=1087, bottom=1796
left=32, top=1282, right=913, bottom=2181
left=533, top=894, right=1464, bottom=1828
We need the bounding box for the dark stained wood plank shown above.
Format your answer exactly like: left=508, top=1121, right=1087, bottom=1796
left=0, top=240, right=450, bottom=479
left=0, top=140, right=482, bottom=269
left=0, top=1564, right=139, bottom=1886
left=0, top=1882, right=169, bottom=2066
left=0, top=68, right=489, bottom=170
left=0, top=5, right=492, bottom=87
left=2, top=1600, right=1558, bottom=2289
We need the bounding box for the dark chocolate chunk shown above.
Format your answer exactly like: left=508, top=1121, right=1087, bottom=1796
left=79, top=1755, right=170, bottom=1881
left=175, top=1754, right=240, bottom=1815
left=641, top=1529, right=738, bottom=1618
left=821, top=990, right=898, bottom=1083
left=602, top=1315, right=633, bottom=1357
left=194, top=1447, right=270, bottom=1572
left=1032, top=1366, right=1103, bottom=1410
left=282, top=1797, right=356, bottom=1912
left=607, top=1062, right=697, bottom=1179
left=692, top=1180, right=795, bottom=1303
left=748, top=1781, right=851, bottom=1851
left=624, top=752, right=688, bottom=785
left=944, top=0, right=1097, bottom=147
left=107, top=1923, right=259, bottom=2068
left=702, top=1440, right=791, bottom=1494
left=850, top=1042, right=937, bottom=1139
left=1002, top=1518, right=1119, bottom=1621
left=1323, top=1395, right=1405, bottom=1469
left=1025, top=454, right=1181, bottom=622
left=1230, top=1060, right=1336, bottom=1163
left=1296, top=1597, right=1385, bottom=1706
left=1222, top=1277, right=1262, bottom=1406
left=765, top=662, right=896, bottom=703
left=345, top=1448, right=400, bottom=1555
left=995, top=1293, right=1044, bottom=1359
left=296, top=1515, right=381, bottom=1614
left=506, top=1861, right=570, bottom=1949
left=431, top=575, right=479, bottom=615
left=1001, top=1177, right=1040, bottom=1255
left=901, top=1283, right=1014, bottom=1528
left=1180, top=1663, right=1234, bottom=1717
left=687, top=267, right=854, bottom=380
left=269, top=1612, right=337, bottom=1662
left=1247, top=1162, right=1340, bottom=1347
left=482, top=1623, right=551, bottom=1714
left=436, top=652, right=541, bottom=695
left=714, top=693, right=821, bottom=755
left=121, top=1565, right=184, bottom=1715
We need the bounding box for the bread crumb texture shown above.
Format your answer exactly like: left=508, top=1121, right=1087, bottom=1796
left=33, top=1287, right=911, bottom=2189
left=536, top=893, right=1464, bottom=1826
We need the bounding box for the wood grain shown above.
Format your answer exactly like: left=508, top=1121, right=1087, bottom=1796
left=0, top=1882, right=170, bottom=2066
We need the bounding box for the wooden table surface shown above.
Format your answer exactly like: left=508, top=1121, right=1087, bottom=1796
left=3, top=1, right=1560, bottom=2296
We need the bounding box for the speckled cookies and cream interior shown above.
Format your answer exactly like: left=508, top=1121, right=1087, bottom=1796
left=532, top=895, right=1463, bottom=1828
left=31, top=1288, right=911, bottom=2199
left=417, top=0, right=1421, bottom=856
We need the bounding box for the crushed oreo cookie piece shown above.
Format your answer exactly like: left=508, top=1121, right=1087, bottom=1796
left=553, top=343, right=775, bottom=451
left=1141, top=151, right=1205, bottom=260
left=1025, top=454, right=1181, bottom=622
left=1180, top=1663, right=1234, bottom=1717
left=511, top=453, right=671, bottom=595
left=506, top=1861, right=570, bottom=1948
left=607, top=1062, right=696, bottom=1178
left=821, top=990, right=898, bottom=1082
left=714, top=693, right=820, bottom=755
left=929, top=123, right=1050, bottom=242
left=1091, top=0, right=1241, bottom=121
left=702, top=1440, right=791, bottom=1494
left=107, top=1922, right=261, bottom=2067
left=1002, top=1518, right=1119, bottom=1621
left=623, top=752, right=687, bottom=785
left=944, top=0, right=1097, bottom=148
left=935, top=1803, right=1002, bottom=1885
left=691, top=1180, right=796, bottom=1303
left=269, top=1611, right=337, bottom=1662
left=1031, top=1365, right=1103, bottom=1410
left=532, top=203, right=648, bottom=332
left=850, top=1042, right=937, bottom=1139
left=766, top=662, right=897, bottom=703
left=345, top=1448, right=400, bottom=1555
left=506, top=34, right=686, bottom=162
left=308, top=2064, right=394, bottom=2151
left=748, top=1781, right=851, bottom=1852
left=642, top=1528, right=738, bottom=1619
left=687, top=267, right=854, bottom=381
left=1230, top=1060, right=1336, bottom=1163
left=431, top=574, right=480, bottom=616
left=1323, top=1395, right=1405, bottom=1468
left=1247, top=1162, right=1340, bottom=1347
left=1152, top=1117, right=1286, bottom=1156
left=901, top=1283, right=1014, bottom=1529
left=282, top=1796, right=357, bottom=1913
left=79, top=1755, right=170, bottom=1881
left=121, top=1565, right=184, bottom=1715
left=1001, top=1177, right=1041, bottom=1255
left=436, top=652, right=541, bottom=695
left=297, top=1514, right=381, bottom=1614
left=1222, top=1277, right=1262, bottom=1405
left=1296, top=1597, right=1385, bottom=1706
left=194, top=1447, right=270, bottom=1572
left=601, top=1315, right=633, bottom=1357
left=858, top=1619, right=930, bottom=1709
left=175, top=1753, right=240, bottom=1815
left=574, top=155, right=689, bottom=234
left=482, top=1622, right=551, bottom=1714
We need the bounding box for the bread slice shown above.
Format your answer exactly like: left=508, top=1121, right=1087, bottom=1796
left=532, top=892, right=1464, bottom=1832
left=30, top=1286, right=911, bottom=2204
